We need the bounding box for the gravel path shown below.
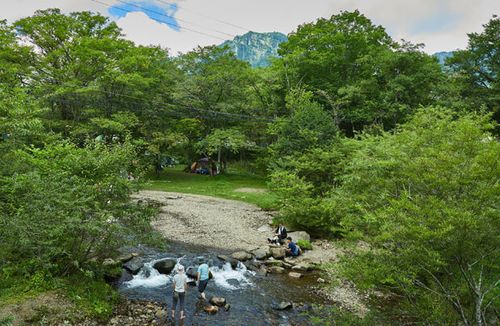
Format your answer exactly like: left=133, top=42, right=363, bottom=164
left=134, top=190, right=275, bottom=251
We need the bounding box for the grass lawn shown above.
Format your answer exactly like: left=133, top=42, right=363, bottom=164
left=144, top=166, right=278, bottom=210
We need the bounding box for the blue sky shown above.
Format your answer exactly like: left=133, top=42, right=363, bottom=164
left=2, top=0, right=499, bottom=54
left=108, top=1, right=180, bottom=31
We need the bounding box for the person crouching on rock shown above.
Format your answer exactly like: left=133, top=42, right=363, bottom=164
left=268, top=223, right=287, bottom=245
left=197, top=261, right=210, bottom=300
left=171, top=264, right=187, bottom=321
left=285, top=237, right=300, bottom=257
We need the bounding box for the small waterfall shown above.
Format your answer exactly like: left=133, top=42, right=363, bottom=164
left=123, top=256, right=254, bottom=291
left=209, top=261, right=255, bottom=290
left=124, top=256, right=184, bottom=289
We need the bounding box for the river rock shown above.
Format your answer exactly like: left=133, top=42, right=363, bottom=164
left=117, top=253, right=137, bottom=263
left=288, top=231, right=310, bottom=242
left=153, top=259, right=176, bottom=275
left=317, top=278, right=326, bottom=283
left=209, top=296, right=226, bottom=307
left=251, top=247, right=270, bottom=260
left=217, top=255, right=239, bottom=269
left=264, top=259, right=284, bottom=267
left=288, top=272, right=302, bottom=279
left=268, top=266, right=285, bottom=274
left=231, top=251, right=252, bottom=261
left=284, top=257, right=297, bottom=265
left=186, top=266, right=198, bottom=279
left=270, top=247, right=286, bottom=259
left=123, top=257, right=143, bottom=274
left=203, top=305, right=219, bottom=314
left=291, top=264, right=306, bottom=272
left=273, top=301, right=293, bottom=310
left=103, top=258, right=118, bottom=267
left=224, top=303, right=231, bottom=311
left=257, top=266, right=267, bottom=276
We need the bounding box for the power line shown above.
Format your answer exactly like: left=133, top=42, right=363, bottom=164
left=43, top=88, right=275, bottom=122
left=156, top=0, right=251, bottom=33
left=90, top=0, right=230, bottom=41
left=114, top=0, right=237, bottom=38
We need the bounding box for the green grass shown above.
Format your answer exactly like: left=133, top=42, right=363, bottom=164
left=145, top=165, right=278, bottom=210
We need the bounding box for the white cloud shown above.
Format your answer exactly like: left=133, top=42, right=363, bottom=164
left=1, top=0, right=499, bottom=54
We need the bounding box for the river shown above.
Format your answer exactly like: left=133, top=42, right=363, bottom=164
left=117, top=242, right=327, bottom=325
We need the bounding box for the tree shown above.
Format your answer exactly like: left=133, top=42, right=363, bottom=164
left=277, top=10, right=443, bottom=133
left=446, top=15, right=499, bottom=124
left=336, top=108, right=499, bottom=325
left=196, top=128, right=254, bottom=173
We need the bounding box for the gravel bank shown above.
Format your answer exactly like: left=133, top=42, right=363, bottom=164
left=133, top=190, right=275, bottom=251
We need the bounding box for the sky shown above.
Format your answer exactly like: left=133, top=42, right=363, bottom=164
left=1, top=0, right=499, bottom=55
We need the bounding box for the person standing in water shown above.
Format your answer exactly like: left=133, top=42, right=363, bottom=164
left=171, top=264, right=188, bottom=321
left=196, top=261, right=210, bottom=300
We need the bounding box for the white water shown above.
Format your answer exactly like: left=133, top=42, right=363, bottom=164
left=210, top=262, right=255, bottom=290
left=124, top=257, right=254, bottom=291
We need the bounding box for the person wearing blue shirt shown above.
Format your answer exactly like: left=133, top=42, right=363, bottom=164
left=285, top=237, right=300, bottom=257
left=197, top=262, right=210, bottom=300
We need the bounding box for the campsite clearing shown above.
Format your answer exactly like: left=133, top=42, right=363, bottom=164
left=146, top=166, right=277, bottom=210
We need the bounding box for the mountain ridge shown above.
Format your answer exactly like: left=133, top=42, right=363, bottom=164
left=221, top=31, right=288, bottom=67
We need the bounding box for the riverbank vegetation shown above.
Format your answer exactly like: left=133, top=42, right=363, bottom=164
left=0, top=8, right=498, bottom=325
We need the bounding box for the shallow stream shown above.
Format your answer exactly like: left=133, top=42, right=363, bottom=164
left=117, top=242, right=326, bottom=325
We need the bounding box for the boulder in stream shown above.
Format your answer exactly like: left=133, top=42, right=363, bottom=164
left=231, top=251, right=252, bottom=261
left=270, top=247, right=286, bottom=259
left=268, top=266, right=285, bottom=274
left=186, top=266, right=198, bottom=279
left=203, top=305, right=219, bottom=314
left=217, top=254, right=239, bottom=269
left=264, top=259, right=284, bottom=267
left=123, top=257, right=143, bottom=274
left=273, top=301, right=293, bottom=310
left=251, top=247, right=270, bottom=260
left=288, top=272, right=302, bottom=279
left=153, top=259, right=176, bottom=275
left=209, top=296, right=226, bottom=307
left=257, top=266, right=268, bottom=276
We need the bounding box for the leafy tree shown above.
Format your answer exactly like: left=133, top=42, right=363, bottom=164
left=268, top=89, right=338, bottom=159
left=196, top=128, right=254, bottom=173
left=336, top=108, right=499, bottom=325
left=446, top=16, right=499, bottom=124
left=0, top=140, right=156, bottom=279
left=277, top=10, right=443, bottom=133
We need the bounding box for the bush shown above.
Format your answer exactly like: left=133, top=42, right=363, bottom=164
left=0, top=140, right=156, bottom=278
left=297, top=239, right=313, bottom=250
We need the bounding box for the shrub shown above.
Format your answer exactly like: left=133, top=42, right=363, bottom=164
left=297, top=239, right=313, bottom=250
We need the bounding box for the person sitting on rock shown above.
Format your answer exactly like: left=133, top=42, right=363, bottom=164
left=171, top=264, right=187, bottom=321
left=268, top=223, right=287, bottom=245
left=197, top=261, right=210, bottom=300
left=285, top=237, right=300, bottom=257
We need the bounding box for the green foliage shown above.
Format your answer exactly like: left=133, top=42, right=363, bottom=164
left=268, top=89, right=338, bottom=159
left=277, top=10, right=443, bottom=133
left=0, top=141, right=155, bottom=277
left=335, top=108, right=499, bottom=325
left=296, top=239, right=312, bottom=250
left=446, top=15, right=499, bottom=124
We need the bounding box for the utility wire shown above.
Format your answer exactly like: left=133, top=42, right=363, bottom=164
left=156, top=0, right=251, bottom=33
left=113, top=0, right=237, bottom=38
left=43, top=88, right=275, bottom=122
left=90, top=0, right=229, bottom=41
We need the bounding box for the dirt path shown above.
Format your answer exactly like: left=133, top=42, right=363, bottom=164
left=134, top=190, right=275, bottom=251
